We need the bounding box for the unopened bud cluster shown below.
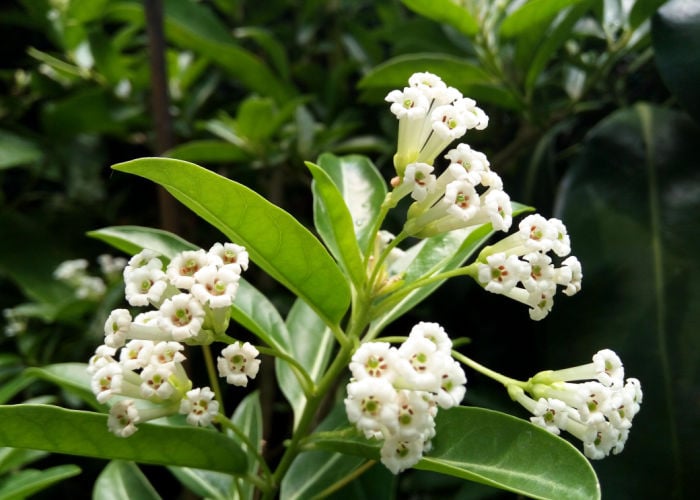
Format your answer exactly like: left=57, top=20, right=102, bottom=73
left=88, top=244, right=260, bottom=437
left=344, top=322, right=466, bottom=473
left=509, top=349, right=642, bottom=459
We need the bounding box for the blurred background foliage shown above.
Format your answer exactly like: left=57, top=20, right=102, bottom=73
left=0, top=0, right=697, bottom=498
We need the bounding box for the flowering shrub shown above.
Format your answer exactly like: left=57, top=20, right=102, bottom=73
left=0, top=72, right=641, bottom=499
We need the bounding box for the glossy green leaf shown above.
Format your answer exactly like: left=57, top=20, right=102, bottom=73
left=370, top=204, right=531, bottom=336
left=228, top=391, right=263, bottom=500
left=500, top=0, right=584, bottom=38
left=0, top=448, right=48, bottom=475
left=112, top=158, right=351, bottom=326
left=360, top=54, right=520, bottom=110
left=24, top=363, right=97, bottom=409
left=0, top=130, right=43, bottom=170
left=0, top=464, right=81, bottom=500
left=88, top=225, right=197, bottom=258
left=315, top=153, right=388, bottom=254
left=652, top=0, right=700, bottom=124
left=401, top=0, right=479, bottom=36
left=230, top=279, right=291, bottom=354
left=235, top=97, right=279, bottom=142
left=277, top=299, right=334, bottom=428
left=0, top=405, right=246, bottom=474
left=168, top=466, right=231, bottom=500
left=309, top=407, right=599, bottom=500
left=307, top=161, right=366, bottom=288
left=93, top=461, right=161, bottom=500
left=547, top=103, right=700, bottom=498
left=164, top=140, right=251, bottom=164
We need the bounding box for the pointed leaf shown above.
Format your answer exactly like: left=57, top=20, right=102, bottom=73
left=277, top=299, right=334, bottom=428
left=112, top=158, right=351, bottom=326
left=309, top=407, right=600, bottom=500
left=0, top=130, right=43, bottom=170
left=94, top=461, right=161, bottom=500
left=500, top=0, right=585, bottom=38
left=0, top=464, right=81, bottom=499
left=24, top=363, right=97, bottom=409
left=315, top=153, right=387, bottom=254
left=307, top=161, right=366, bottom=288
left=88, top=225, right=197, bottom=257
left=0, top=405, right=246, bottom=474
left=547, top=103, right=700, bottom=498
left=164, top=140, right=251, bottom=164
left=652, top=0, right=700, bottom=124
left=401, top=0, right=479, bottom=36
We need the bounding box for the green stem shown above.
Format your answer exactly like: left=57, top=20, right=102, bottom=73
left=217, top=415, right=274, bottom=482
left=202, top=344, right=225, bottom=415
left=367, top=230, right=408, bottom=292
left=452, top=351, right=526, bottom=389
left=313, top=460, right=376, bottom=498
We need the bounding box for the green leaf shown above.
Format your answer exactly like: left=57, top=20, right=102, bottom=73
left=228, top=391, right=263, bottom=500
left=235, top=97, right=279, bottom=142
left=88, top=225, right=197, bottom=258
left=546, top=103, right=700, bottom=498
left=93, top=461, right=161, bottom=500
left=164, top=140, right=251, bottom=164
left=0, top=448, right=48, bottom=475
left=370, top=204, right=532, bottom=336
left=309, top=407, right=599, bottom=500
left=652, top=0, right=700, bottom=124
left=0, top=464, right=81, bottom=500
left=276, top=299, right=334, bottom=428
left=168, top=466, right=231, bottom=500
left=315, top=153, right=388, bottom=254
left=307, top=161, right=366, bottom=288
left=24, top=363, right=97, bottom=409
left=0, top=405, right=247, bottom=474
left=111, top=158, right=351, bottom=326
left=360, top=54, right=521, bottom=110
left=230, top=279, right=291, bottom=354
left=0, top=130, right=43, bottom=170
left=401, top=0, right=479, bottom=36
left=500, top=0, right=584, bottom=38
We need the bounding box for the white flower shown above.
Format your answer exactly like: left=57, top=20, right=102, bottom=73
left=124, top=249, right=163, bottom=280
left=150, top=341, right=186, bottom=366
left=345, top=378, right=400, bottom=439
left=98, top=254, right=127, bottom=277
left=87, top=344, right=116, bottom=374
left=443, top=179, right=480, bottom=221
left=108, top=400, right=141, bottom=437
left=380, top=435, right=425, bottom=474
left=395, top=389, right=435, bottom=440
left=104, top=309, right=132, bottom=348
left=526, top=280, right=557, bottom=321
left=158, top=293, right=205, bottom=341
left=518, top=215, right=558, bottom=253
left=558, top=256, right=582, bottom=296
left=124, top=266, right=168, bottom=307
left=396, top=336, right=445, bottom=392
left=453, top=97, right=488, bottom=130
left=549, top=218, right=571, bottom=257
left=91, top=361, right=123, bottom=404
left=120, top=340, right=154, bottom=371
left=54, top=259, right=88, bottom=281
left=166, top=250, right=209, bottom=289
left=406, top=322, right=452, bottom=355
left=75, top=276, right=106, bottom=300
left=191, top=264, right=240, bottom=308
left=477, top=253, right=528, bottom=294
left=444, top=143, right=489, bottom=185
left=140, top=364, right=176, bottom=400
left=349, top=342, right=400, bottom=382
left=217, top=341, right=261, bottom=387
left=434, top=359, right=467, bottom=409
left=209, top=242, right=249, bottom=272
left=522, top=252, right=555, bottom=290
left=530, top=398, right=576, bottom=435
left=592, top=349, right=625, bottom=388
left=403, top=162, right=436, bottom=202
left=179, top=387, right=219, bottom=427
left=385, top=87, right=430, bottom=120
left=483, top=189, right=512, bottom=232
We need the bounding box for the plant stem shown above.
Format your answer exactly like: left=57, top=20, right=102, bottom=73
left=452, top=351, right=526, bottom=389
left=202, top=344, right=225, bottom=415
left=217, top=414, right=274, bottom=482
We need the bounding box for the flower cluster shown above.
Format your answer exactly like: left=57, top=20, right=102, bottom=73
left=385, top=73, right=510, bottom=239
left=344, top=322, right=466, bottom=474
left=54, top=254, right=127, bottom=300
left=509, top=349, right=642, bottom=459
left=475, top=214, right=582, bottom=320
left=89, top=243, right=260, bottom=437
